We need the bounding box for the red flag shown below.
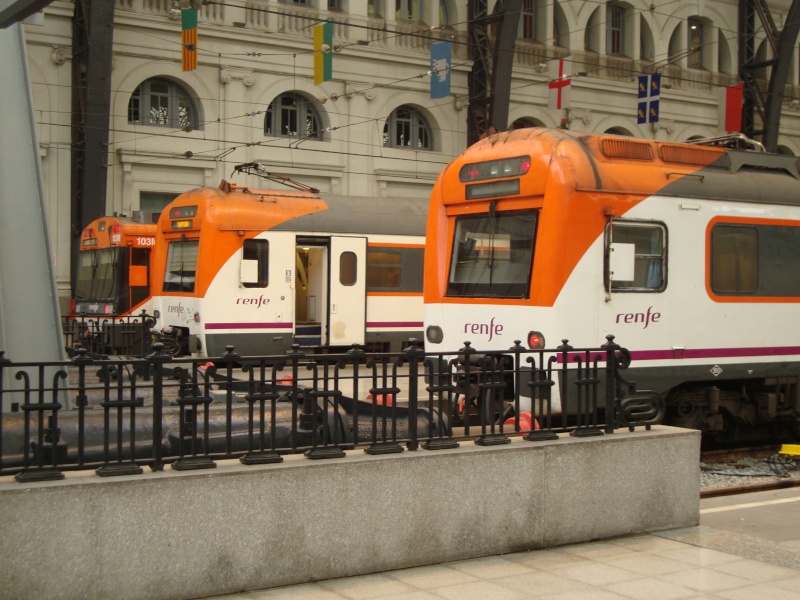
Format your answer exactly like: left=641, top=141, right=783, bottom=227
left=548, top=58, right=572, bottom=110
left=725, top=83, right=743, bottom=133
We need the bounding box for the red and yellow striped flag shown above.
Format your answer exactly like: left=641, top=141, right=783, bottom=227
left=182, top=9, right=198, bottom=72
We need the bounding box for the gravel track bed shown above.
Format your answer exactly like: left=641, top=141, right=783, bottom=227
left=701, top=455, right=800, bottom=489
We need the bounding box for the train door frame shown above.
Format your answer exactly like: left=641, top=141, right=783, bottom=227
left=294, top=236, right=367, bottom=348
left=329, top=236, right=367, bottom=347
left=295, top=239, right=328, bottom=347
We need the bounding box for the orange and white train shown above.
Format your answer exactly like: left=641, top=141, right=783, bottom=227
left=148, top=181, right=426, bottom=357
left=72, top=216, right=156, bottom=317
left=423, top=128, right=800, bottom=442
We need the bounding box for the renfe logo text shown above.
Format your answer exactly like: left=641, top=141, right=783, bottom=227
left=237, top=295, right=270, bottom=308
left=463, top=317, right=503, bottom=342
left=616, top=306, right=661, bottom=329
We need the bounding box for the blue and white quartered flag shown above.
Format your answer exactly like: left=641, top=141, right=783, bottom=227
left=637, top=73, right=661, bottom=124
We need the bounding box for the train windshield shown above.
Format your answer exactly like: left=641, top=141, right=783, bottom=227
left=75, top=248, right=122, bottom=301
left=447, top=210, right=537, bottom=298
left=163, top=239, right=199, bottom=293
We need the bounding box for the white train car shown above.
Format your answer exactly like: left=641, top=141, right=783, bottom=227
left=423, top=128, right=800, bottom=443
left=149, top=180, right=426, bottom=357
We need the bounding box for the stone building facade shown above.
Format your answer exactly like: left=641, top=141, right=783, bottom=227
left=22, top=0, right=800, bottom=305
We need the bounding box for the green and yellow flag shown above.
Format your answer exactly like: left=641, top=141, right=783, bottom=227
left=182, top=8, right=198, bottom=72
left=313, top=22, right=333, bottom=86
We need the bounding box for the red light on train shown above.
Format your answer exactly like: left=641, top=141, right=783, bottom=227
left=112, top=225, right=120, bottom=234
left=527, top=331, right=545, bottom=350
left=170, top=205, right=198, bottom=219
left=459, top=156, right=531, bottom=182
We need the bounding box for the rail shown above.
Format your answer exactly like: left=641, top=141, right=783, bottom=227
left=0, top=337, right=664, bottom=482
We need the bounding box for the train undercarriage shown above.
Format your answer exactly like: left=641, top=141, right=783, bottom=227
left=664, top=378, right=800, bottom=447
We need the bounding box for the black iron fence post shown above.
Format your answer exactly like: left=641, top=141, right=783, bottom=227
left=72, top=348, right=91, bottom=466
left=220, top=346, right=239, bottom=455
left=147, top=343, right=170, bottom=471
left=404, top=338, right=424, bottom=451
left=15, top=365, right=67, bottom=482
left=603, top=335, right=621, bottom=434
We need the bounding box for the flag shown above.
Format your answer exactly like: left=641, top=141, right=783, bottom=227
left=314, top=22, right=333, bottom=86
left=181, top=8, right=198, bottom=72
left=548, top=58, right=572, bottom=110
left=430, top=41, right=451, bottom=99
left=637, top=73, right=661, bottom=124
left=725, top=82, right=744, bottom=132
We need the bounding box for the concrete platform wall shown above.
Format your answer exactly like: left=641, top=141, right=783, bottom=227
left=0, top=426, right=700, bottom=600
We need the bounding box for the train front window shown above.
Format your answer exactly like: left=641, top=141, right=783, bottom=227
left=163, top=239, right=199, bottom=293
left=447, top=210, right=537, bottom=298
left=75, top=248, right=122, bottom=301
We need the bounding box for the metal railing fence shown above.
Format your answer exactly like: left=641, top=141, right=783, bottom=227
left=0, top=336, right=663, bottom=482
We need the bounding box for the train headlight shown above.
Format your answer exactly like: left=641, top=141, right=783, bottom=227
left=527, top=331, right=545, bottom=350
left=426, top=325, right=443, bottom=345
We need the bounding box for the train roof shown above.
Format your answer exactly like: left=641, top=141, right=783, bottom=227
left=270, top=193, right=428, bottom=237
left=453, top=128, right=800, bottom=207
left=169, top=184, right=428, bottom=237
left=82, top=215, right=157, bottom=237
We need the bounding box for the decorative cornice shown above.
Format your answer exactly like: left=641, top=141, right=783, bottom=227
left=345, top=83, right=376, bottom=101
left=220, top=68, right=255, bottom=86
left=51, top=46, right=71, bottom=65
left=567, top=108, right=592, bottom=125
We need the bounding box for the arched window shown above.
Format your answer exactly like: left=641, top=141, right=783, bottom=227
left=607, top=3, right=625, bottom=55
left=519, top=0, right=540, bottom=41
left=688, top=18, right=704, bottom=68
left=383, top=105, right=433, bottom=149
left=585, top=8, right=601, bottom=52
left=128, top=78, right=198, bottom=129
left=511, top=117, right=544, bottom=129
left=265, top=93, right=323, bottom=139
left=640, top=15, right=654, bottom=62
left=553, top=2, right=568, bottom=48
left=396, top=0, right=424, bottom=21
left=605, top=127, right=633, bottom=136
left=368, top=0, right=382, bottom=17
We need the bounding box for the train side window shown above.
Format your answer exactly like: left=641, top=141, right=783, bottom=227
left=163, top=239, right=199, bottom=293
left=710, top=222, right=800, bottom=297
left=367, top=251, right=401, bottom=289
left=606, top=222, right=667, bottom=292
left=366, top=248, right=424, bottom=292
left=340, top=252, right=357, bottom=286
left=710, top=225, right=757, bottom=294
left=241, top=239, right=269, bottom=288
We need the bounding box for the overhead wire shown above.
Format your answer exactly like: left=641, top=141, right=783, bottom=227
left=29, top=0, right=794, bottom=175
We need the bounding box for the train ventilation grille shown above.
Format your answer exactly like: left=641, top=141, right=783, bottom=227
left=600, top=138, right=654, bottom=161
left=659, top=144, right=726, bottom=166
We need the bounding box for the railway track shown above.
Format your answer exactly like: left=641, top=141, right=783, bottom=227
left=700, top=444, right=800, bottom=498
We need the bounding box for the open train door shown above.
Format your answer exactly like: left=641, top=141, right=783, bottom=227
left=328, top=236, right=367, bottom=346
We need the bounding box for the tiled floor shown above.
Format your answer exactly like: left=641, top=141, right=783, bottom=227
left=203, top=529, right=800, bottom=599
